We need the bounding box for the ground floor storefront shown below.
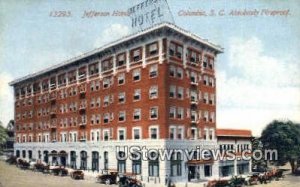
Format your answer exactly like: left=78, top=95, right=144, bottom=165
left=13, top=139, right=249, bottom=187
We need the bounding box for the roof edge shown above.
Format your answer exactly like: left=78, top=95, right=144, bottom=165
left=9, top=22, right=223, bottom=86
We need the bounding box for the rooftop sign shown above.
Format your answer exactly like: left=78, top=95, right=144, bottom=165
left=128, top=0, right=174, bottom=32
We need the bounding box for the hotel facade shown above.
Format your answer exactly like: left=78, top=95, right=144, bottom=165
left=10, top=23, right=251, bottom=186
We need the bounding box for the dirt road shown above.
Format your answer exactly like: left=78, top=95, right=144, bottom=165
left=0, top=161, right=116, bottom=187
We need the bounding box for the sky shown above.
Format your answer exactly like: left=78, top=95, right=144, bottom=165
left=0, top=0, right=299, bottom=136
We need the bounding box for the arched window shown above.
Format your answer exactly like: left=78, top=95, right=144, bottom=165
left=117, top=151, right=126, bottom=174
left=51, top=150, right=58, bottom=165
left=22, top=150, right=26, bottom=158
left=16, top=150, right=20, bottom=158
left=92, top=151, right=99, bottom=171
left=80, top=151, right=87, bottom=170
left=70, top=151, right=76, bottom=169
left=43, top=151, right=49, bottom=163
left=28, top=150, right=32, bottom=160
left=104, top=151, right=108, bottom=170
left=132, top=152, right=141, bottom=175
left=148, top=152, right=159, bottom=177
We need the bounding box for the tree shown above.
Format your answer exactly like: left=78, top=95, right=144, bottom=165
left=0, top=121, right=9, bottom=155
left=251, top=137, right=266, bottom=169
left=260, top=120, right=300, bottom=174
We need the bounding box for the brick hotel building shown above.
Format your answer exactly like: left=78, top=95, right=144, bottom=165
left=10, top=23, right=251, bottom=186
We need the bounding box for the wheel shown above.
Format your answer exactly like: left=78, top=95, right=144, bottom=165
left=105, top=179, right=111, bottom=185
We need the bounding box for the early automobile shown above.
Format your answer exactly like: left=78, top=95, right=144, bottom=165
left=70, top=170, right=84, bottom=180
left=50, top=166, right=68, bottom=176
left=118, top=175, right=142, bottom=187
left=97, top=171, right=118, bottom=185
left=243, top=172, right=259, bottom=185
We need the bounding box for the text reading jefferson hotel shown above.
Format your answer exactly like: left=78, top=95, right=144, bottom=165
left=10, top=23, right=252, bottom=186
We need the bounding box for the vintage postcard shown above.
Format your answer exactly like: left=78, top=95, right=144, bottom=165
left=0, top=0, right=299, bottom=187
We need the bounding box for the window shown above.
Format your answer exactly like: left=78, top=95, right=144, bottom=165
left=178, top=127, right=184, bottom=139
left=189, top=50, right=197, bottom=63
left=150, top=107, right=158, bottom=119
left=103, top=130, right=110, bottom=141
left=203, top=92, right=209, bottom=104
left=118, top=92, right=126, bottom=104
left=132, top=153, right=141, bottom=174
left=117, top=152, right=126, bottom=173
left=177, top=68, right=183, bottom=79
left=176, top=45, right=183, bottom=59
left=95, top=80, right=100, bottom=90
left=209, top=94, right=215, bottom=105
left=147, top=42, right=158, bottom=56
left=203, top=75, right=208, bottom=85
left=177, top=87, right=184, bottom=99
left=133, top=89, right=141, bottom=101
left=149, top=64, right=158, bottom=78
left=58, top=74, right=66, bottom=86
left=209, top=77, right=214, bottom=87
left=132, top=48, right=141, bottom=62
left=148, top=152, right=159, bottom=176
left=191, top=110, right=198, bottom=122
left=170, top=153, right=182, bottom=176
left=96, top=97, right=101, bottom=107
left=204, top=165, right=212, bottom=177
left=102, top=58, right=113, bottom=72
left=118, top=73, right=125, bottom=85
left=204, top=111, right=209, bottom=122
left=209, top=129, right=214, bottom=140
left=169, top=127, right=176, bottom=139
left=203, top=56, right=208, bottom=68
left=190, top=72, right=197, bottom=83
left=169, top=85, right=176, bottom=98
left=104, top=113, right=109, bottom=124
left=118, top=129, right=126, bottom=140
left=190, top=128, right=197, bottom=140
left=133, top=69, right=141, bottom=81
left=150, top=127, right=158, bottom=139
left=149, top=86, right=158, bottom=99
left=169, top=107, right=176, bottom=119
left=133, top=128, right=141, bottom=140
left=169, top=65, right=176, bottom=77
left=104, top=96, right=109, bottom=107
left=133, top=109, right=141, bottom=121
left=117, top=54, right=126, bottom=67
left=104, top=151, right=109, bottom=170
left=209, top=58, right=214, bottom=69
left=169, top=42, right=175, bottom=56
left=103, top=78, right=110, bottom=89
left=96, top=114, right=100, bottom=124
left=89, top=63, right=99, bottom=76
left=177, top=107, right=184, bottom=119
left=118, top=111, right=126, bottom=122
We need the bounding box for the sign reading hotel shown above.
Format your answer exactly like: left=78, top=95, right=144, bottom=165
left=128, top=0, right=174, bottom=32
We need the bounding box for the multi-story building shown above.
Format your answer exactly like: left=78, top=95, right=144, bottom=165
left=216, top=129, right=252, bottom=178
left=9, top=22, right=250, bottom=186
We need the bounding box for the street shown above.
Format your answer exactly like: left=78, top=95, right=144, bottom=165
left=0, top=161, right=117, bottom=187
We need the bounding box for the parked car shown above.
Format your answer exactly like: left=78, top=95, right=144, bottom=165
left=243, top=172, right=259, bottom=185
left=97, top=171, right=118, bottom=185
left=51, top=166, right=68, bottom=176
left=17, top=158, right=30, bottom=169
left=229, top=176, right=245, bottom=187
left=207, top=179, right=230, bottom=187
left=6, top=156, right=17, bottom=165
left=34, top=162, right=50, bottom=173
left=118, top=175, right=142, bottom=187
left=70, top=170, right=84, bottom=180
